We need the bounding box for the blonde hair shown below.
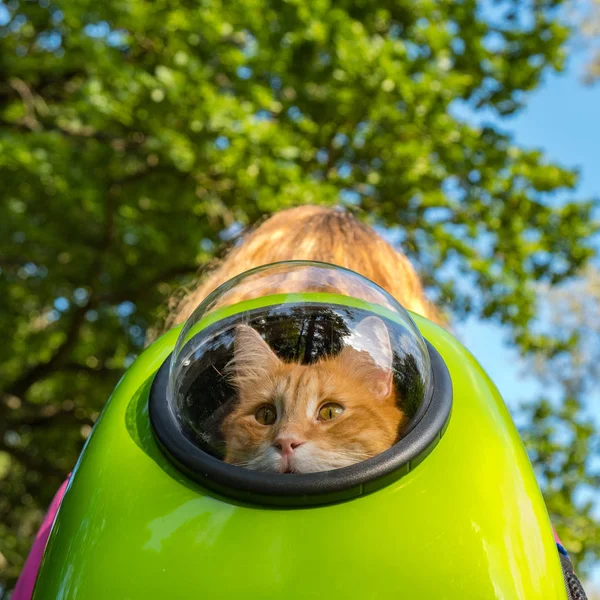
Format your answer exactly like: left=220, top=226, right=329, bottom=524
left=163, top=205, right=442, bottom=331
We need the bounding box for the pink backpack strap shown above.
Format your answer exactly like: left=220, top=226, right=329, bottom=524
left=12, top=476, right=70, bottom=600
left=553, top=526, right=562, bottom=545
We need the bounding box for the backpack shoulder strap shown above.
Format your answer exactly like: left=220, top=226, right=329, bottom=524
left=557, top=543, right=588, bottom=600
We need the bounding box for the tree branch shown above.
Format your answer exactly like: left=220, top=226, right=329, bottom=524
left=0, top=441, right=67, bottom=479
left=0, top=118, right=143, bottom=146
left=57, top=362, right=122, bottom=376
left=100, top=264, right=199, bottom=304
left=13, top=408, right=95, bottom=430
left=3, top=305, right=88, bottom=400
left=0, top=257, right=33, bottom=273
left=9, top=78, right=42, bottom=131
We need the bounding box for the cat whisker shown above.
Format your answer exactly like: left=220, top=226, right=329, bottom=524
left=210, top=362, right=224, bottom=378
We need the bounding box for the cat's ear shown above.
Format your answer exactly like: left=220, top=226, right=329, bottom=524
left=346, top=316, right=393, bottom=400
left=231, top=324, right=281, bottom=386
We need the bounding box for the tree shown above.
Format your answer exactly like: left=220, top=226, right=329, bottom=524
left=520, top=267, right=600, bottom=574
left=0, top=0, right=597, bottom=589
left=580, top=0, right=600, bottom=82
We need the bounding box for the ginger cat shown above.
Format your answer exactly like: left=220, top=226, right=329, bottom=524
left=164, top=205, right=441, bottom=473
left=221, top=317, right=404, bottom=473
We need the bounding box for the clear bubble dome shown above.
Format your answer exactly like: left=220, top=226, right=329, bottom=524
left=167, top=261, right=432, bottom=468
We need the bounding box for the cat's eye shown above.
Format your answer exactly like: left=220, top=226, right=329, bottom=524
left=318, top=403, right=344, bottom=421
left=255, top=405, right=277, bottom=425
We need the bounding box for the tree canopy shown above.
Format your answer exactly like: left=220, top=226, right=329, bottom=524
left=0, top=0, right=598, bottom=590
left=581, top=0, right=600, bottom=82
left=520, top=268, right=600, bottom=575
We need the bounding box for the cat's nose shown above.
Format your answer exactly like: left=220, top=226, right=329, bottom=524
left=273, top=438, right=305, bottom=456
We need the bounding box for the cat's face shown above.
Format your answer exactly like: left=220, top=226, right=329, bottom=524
left=221, top=317, right=404, bottom=473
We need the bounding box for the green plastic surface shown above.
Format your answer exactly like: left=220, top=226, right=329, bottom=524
left=177, top=291, right=423, bottom=346
left=33, top=296, right=567, bottom=599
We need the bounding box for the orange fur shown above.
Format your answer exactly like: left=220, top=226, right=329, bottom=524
left=221, top=322, right=404, bottom=473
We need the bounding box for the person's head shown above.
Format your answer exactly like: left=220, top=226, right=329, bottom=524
left=164, top=205, right=442, bottom=332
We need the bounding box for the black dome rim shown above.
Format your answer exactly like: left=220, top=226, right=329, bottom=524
left=149, top=330, right=452, bottom=506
